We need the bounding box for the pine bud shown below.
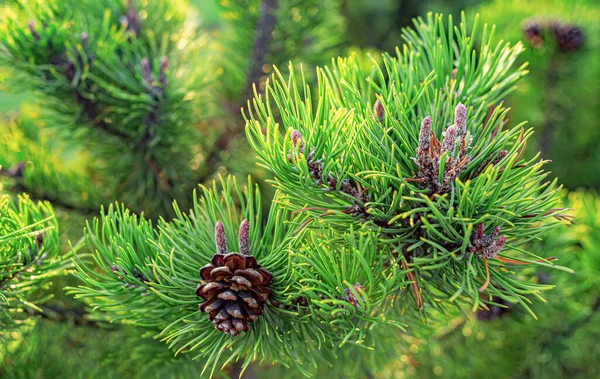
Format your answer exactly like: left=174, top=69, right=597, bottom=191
left=28, top=20, right=39, bottom=41
left=326, top=173, right=337, bottom=191
left=454, top=103, right=467, bottom=140
left=215, top=221, right=227, bottom=255
left=493, top=235, right=507, bottom=250
left=35, top=233, right=44, bottom=249
left=344, top=282, right=365, bottom=308
left=141, top=58, right=152, bottom=86
left=159, top=56, right=168, bottom=86
left=418, top=116, right=432, bottom=151
left=373, top=100, right=385, bottom=123
left=482, top=235, right=506, bottom=259
left=81, top=32, right=89, bottom=52
left=523, top=21, right=543, bottom=48
left=553, top=23, right=584, bottom=53
left=8, top=161, right=26, bottom=178
left=491, top=226, right=501, bottom=238
left=442, top=125, right=457, bottom=154
left=123, top=0, right=141, bottom=35
left=110, top=265, right=124, bottom=280
left=290, top=130, right=305, bottom=153
left=238, top=219, right=250, bottom=256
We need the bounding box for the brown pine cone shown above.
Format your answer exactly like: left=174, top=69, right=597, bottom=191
left=195, top=220, right=272, bottom=336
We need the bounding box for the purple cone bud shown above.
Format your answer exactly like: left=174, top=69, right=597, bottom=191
left=373, top=100, right=385, bottom=123
left=523, top=21, right=542, bottom=39
left=238, top=219, right=250, bottom=255
left=523, top=21, right=544, bottom=48
left=8, top=162, right=26, bottom=178
left=110, top=264, right=124, bottom=280
left=159, top=56, right=168, bottom=86
left=419, top=116, right=432, bottom=151
left=160, top=56, right=168, bottom=71
left=81, top=32, right=89, bottom=51
left=141, top=58, right=152, bottom=85
left=491, top=226, right=501, bottom=238
left=215, top=221, right=227, bottom=255
left=486, top=235, right=506, bottom=259
left=494, top=235, right=507, bottom=250
left=442, top=125, right=457, bottom=154
left=35, top=233, right=44, bottom=248
left=290, top=130, right=305, bottom=153
left=554, top=23, right=584, bottom=53
left=124, top=0, right=141, bottom=35
left=28, top=20, right=40, bottom=41
left=454, top=103, right=467, bottom=140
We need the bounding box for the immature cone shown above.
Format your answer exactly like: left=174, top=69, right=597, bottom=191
left=373, top=99, right=385, bottom=123
left=196, top=220, right=272, bottom=336
left=552, top=23, right=584, bottom=52
left=523, top=21, right=544, bottom=48
left=454, top=103, right=467, bottom=141
left=418, top=116, right=432, bottom=153
left=441, top=125, right=457, bottom=155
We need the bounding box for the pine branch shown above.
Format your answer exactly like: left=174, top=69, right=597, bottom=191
left=0, top=194, right=67, bottom=334
left=245, top=13, right=570, bottom=315
left=13, top=183, right=98, bottom=215
left=211, top=0, right=280, bottom=161
left=244, top=0, right=279, bottom=97
left=29, top=304, right=100, bottom=328
left=69, top=12, right=575, bottom=375
left=76, top=93, right=132, bottom=141
left=0, top=1, right=203, bottom=218
left=1, top=164, right=99, bottom=215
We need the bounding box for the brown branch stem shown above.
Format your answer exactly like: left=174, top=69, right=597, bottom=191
left=205, top=0, right=280, bottom=174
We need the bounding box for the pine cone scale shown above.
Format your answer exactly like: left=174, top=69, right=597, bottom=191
left=224, top=253, right=249, bottom=270
left=200, top=298, right=223, bottom=313
left=235, top=268, right=270, bottom=284
left=225, top=302, right=244, bottom=318
left=230, top=275, right=253, bottom=289
left=218, top=290, right=237, bottom=301
left=210, top=266, right=233, bottom=279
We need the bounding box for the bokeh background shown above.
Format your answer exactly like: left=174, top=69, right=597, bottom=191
left=0, top=0, right=598, bottom=378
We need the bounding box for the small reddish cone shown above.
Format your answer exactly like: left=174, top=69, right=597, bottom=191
left=454, top=103, right=467, bottom=140
left=441, top=125, right=457, bottom=155
left=373, top=100, right=385, bottom=123
left=141, top=58, right=152, bottom=86
left=418, top=116, right=432, bottom=153
left=195, top=220, right=272, bottom=336
left=290, top=129, right=305, bottom=153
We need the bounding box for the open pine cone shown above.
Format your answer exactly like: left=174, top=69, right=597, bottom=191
left=195, top=220, right=272, bottom=336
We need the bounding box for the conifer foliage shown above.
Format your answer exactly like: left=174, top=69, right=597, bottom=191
left=399, top=191, right=600, bottom=378
left=0, top=0, right=346, bottom=219
left=0, top=194, right=65, bottom=335
left=68, top=13, right=574, bottom=375
left=0, top=0, right=207, bottom=218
